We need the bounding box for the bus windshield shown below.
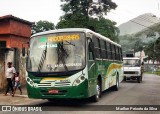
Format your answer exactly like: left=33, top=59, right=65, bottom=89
left=123, top=59, right=140, bottom=67
left=27, top=32, right=85, bottom=73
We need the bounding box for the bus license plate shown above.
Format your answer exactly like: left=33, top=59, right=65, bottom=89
left=48, top=90, right=59, bottom=94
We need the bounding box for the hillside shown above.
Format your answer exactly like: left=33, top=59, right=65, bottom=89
left=118, top=13, right=160, bottom=36
left=119, top=14, right=160, bottom=52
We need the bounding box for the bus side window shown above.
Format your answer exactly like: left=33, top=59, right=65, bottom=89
left=108, top=42, right=111, bottom=60
left=120, top=48, right=123, bottom=61
left=88, top=39, right=94, bottom=60
left=110, top=44, right=113, bottom=60
left=105, top=41, right=108, bottom=59
left=100, top=39, right=106, bottom=59
left=92, top=36, right=101, bottom=59
left=116, top=46, right=119, bottom=60
left=119, top=48, right=121, bottom=60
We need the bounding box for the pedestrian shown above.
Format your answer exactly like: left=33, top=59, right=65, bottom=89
left=5, top=62, right=16, bottom=97
left=13, top=72, right=22, bottom=96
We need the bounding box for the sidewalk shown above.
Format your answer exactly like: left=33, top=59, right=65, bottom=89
left=0, top=86, right=42, bottom=105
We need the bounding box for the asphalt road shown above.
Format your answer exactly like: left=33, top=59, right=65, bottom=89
left=1, top=74, right=160, bottom=114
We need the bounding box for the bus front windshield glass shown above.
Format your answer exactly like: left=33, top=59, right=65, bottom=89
left=123, top=59, right=140, bottom=67
left=27, top=32, right=85, bottom=73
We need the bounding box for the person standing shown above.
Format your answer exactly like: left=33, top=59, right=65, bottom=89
left=5, top=62, right=16, bottom=97
left=13, top=72, right=22, bottom=95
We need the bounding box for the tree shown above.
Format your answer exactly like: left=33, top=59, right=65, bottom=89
left=88, top=18, right=119, bottom=42
left=57, top=0, right=119, bottom=42
left=61, top=0, right=117, bottom=18
left=144, top=37, right=160, bottom=63
left=32, top=20, right=55, bottom=35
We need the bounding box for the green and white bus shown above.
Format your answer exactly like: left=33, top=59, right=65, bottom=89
left=24, top=28, right=123, bottom=102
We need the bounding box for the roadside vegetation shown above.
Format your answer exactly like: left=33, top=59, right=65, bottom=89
left=144, top=71, right=160, bottom=76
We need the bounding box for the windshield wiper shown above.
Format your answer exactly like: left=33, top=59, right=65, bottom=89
left=65, top=41, right=75, bottom=46
left=54, top=42, right=69, bottom=72
left=38, top=42, right=47, bottom=72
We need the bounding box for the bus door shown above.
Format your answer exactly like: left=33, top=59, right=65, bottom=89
left=87, top=39, right=96, bottom=96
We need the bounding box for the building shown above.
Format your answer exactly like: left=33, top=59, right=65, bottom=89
left=0, top=15, right=33, bottom=89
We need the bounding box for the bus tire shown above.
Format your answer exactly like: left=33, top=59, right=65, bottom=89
left=47, top=99, right=56, bottom=102
left=91, top=80, right=101, bottom=102
left=113, top=75, right=119, bottom=91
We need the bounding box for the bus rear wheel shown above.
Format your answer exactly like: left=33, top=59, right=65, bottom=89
left=91, top=80, right=101, bottom=102
left=113, top=75, right=119, bottom=91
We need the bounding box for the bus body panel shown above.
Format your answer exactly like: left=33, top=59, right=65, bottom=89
left=26, top=66, right=89, bottom=99
left=87, top=60, right=123, bottom=97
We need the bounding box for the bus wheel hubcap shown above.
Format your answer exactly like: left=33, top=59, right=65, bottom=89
left=96, top=84, right=100, bottom=98
left=117, top=79, right=119, bottom=87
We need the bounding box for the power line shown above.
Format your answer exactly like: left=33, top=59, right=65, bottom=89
left=110, top=7, right=160, bottom=25
left=110, top=11, right=159, bottom=32
left=130, top=20, right=156, bottom=32
left=136, top=15, right=158, bottom=24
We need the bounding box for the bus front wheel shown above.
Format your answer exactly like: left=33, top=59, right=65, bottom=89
left=47, top=99, right=57, bottom=102
left=91, top=80, right=101, bottom=102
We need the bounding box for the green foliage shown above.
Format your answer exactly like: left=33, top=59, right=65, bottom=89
left=32, top=20, right=55, bottom=35
left=56, top=12, right=88, bottom=28
left=120, top=33, right=160, bottom=62
left=119, top=35, right=140, bottom=52
left=134, top=22, right=160, bottom=62
left=88, top=18, right=119, bottom=42
left=57, top=0, right=119, bottom=42
left=144, top=37, right=160, bottom=62
left=61, top=0, right=117, bottom=18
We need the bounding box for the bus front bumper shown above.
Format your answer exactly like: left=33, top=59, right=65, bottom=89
left=26, top=80, right=88, bottom=99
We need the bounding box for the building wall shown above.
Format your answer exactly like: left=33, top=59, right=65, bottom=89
left=0, top=16, right=32, bottom=89
left=9, top=35, right=28, bottom=48
left=0, top=50, right=5, bottom=89
left=10, top=20, right=31, bottom=38
left=0, top=20, right=10, bottom=34
left=0, top=35, right=10, bottom=48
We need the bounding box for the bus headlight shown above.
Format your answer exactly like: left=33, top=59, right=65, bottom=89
left=26, top=77, right=34, bottom=87
left=73, top=75, right=86, bottom=86
left=80, top=76, right=85, bottom=80
left=76, top=79, right=80, bottom=84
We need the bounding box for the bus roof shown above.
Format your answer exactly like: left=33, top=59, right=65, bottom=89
left=31, top=28, right=121, bottom=47
left=123, top=57, right=140, bottom=60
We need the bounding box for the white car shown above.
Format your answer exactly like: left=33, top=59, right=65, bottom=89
left=123, top=57, right=142, bottom=83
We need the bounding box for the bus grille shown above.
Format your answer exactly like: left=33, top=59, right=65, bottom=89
left=55, top=82, right=71, bottom=87
left=36, top=82, right=71, bottom=87
left=36, top=83, right=51, bottom=87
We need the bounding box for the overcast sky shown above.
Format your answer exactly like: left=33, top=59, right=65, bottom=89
left=0, top=0, right=160, bottom=26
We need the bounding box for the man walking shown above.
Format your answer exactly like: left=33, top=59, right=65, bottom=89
left=5, top=62, right=16, bottom=97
